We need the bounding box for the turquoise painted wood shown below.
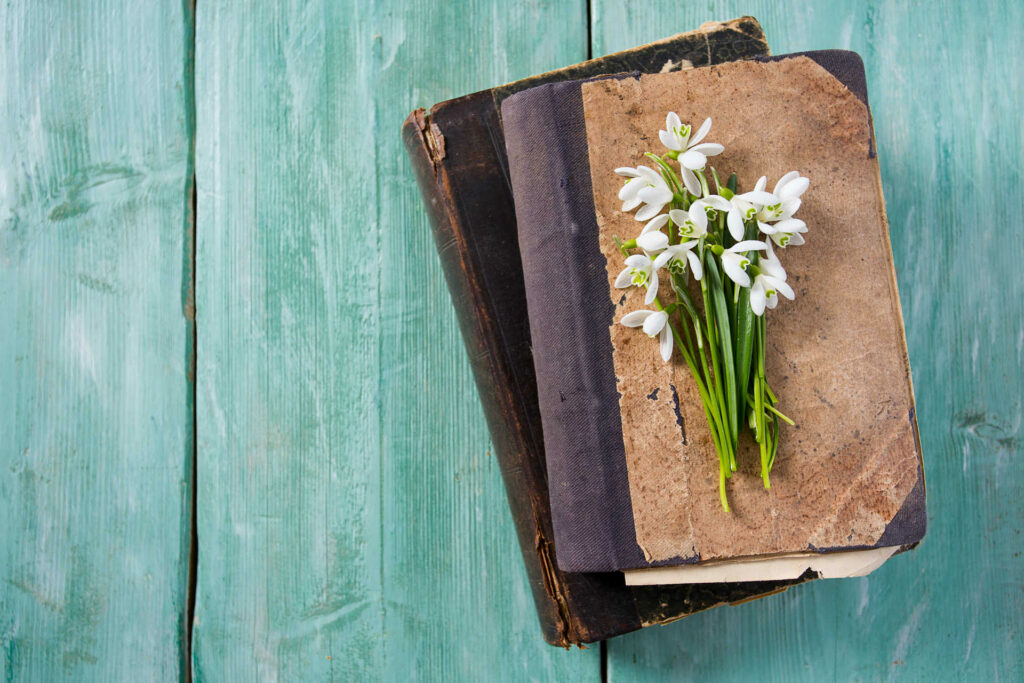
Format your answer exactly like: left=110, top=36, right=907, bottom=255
left=0, top=1, right=195, bottom=680
left=3, top=0, right=1022, bottom=680
left=594, top=2, right=1024, bottom=681
left=191, top=1, right=597, bottom=679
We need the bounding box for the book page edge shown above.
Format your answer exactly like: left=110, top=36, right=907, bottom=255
left=622, top=546, right=899, bottom=585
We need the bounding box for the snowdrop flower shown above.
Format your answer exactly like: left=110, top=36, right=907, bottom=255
left=726, top=185, right=776, bottom=240
left=763, top=220, right=808, bottom=247
left=615, top=253, right=660, bottom=305
left=636, top=230, right=669, bottom=253
left=669, top=196, right=731, bottom=240
left=620, top=309, right=673, bottom=362
left=726, top=172, right=810, bottom=241
left=653, top=240, right=703, bottom=280
left=719, top=240, right=768, bottom=288
left=640, top=213, right=670, bottom=236
left=659, top=113, right=724, bottom=195
left=615, top=165, right=673, bottom=221
left=750, top=243, right=795, bottom=315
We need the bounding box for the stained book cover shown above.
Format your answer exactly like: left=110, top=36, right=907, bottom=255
left=502, top=51, right=926, bottom=575
left=403, top=18, right=824, bottom=646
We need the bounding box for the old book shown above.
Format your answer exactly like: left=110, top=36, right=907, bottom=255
left=501, top=51, right=926, bottom=584
left=402, top=18, right=812, bottom=646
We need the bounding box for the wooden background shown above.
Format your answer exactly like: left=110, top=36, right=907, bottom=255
left=1, top=1, right=1020, bottom=680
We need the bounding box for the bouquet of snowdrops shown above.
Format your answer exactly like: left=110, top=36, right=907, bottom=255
left=613, top=113, right=809, bottom=511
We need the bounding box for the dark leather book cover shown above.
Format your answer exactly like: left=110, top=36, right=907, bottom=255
left=502, top=51, right=925, bottom=576
left=402, top=18, right=808, bottom=647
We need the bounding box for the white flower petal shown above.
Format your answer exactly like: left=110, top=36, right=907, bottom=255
left=772, top=171, right=799, bottom=196
left=652, top=249, right=674, bottom=270
left=680, top=149, right=707, bottom=170
left=689, top=117, right=712, bottom=147
left=788, top=232, right=805, bottom=246
left=680, top=166, right=701, bottom=196
left=773, top=278, right=795, bottom=300
left=636, top=165, right=663, bottom=182
left=754, top=175, right=767, bottom=192
left=642, top=214, right=669, bottom=234
left=635, top=202, right=664, bottom=222
left=637, top=232, right=668, bottom=252
left=721, top=254, right=751, bottom=287
left=750, top=282, right=767, bottom=315
left=668, top=208, right=687, bottom=227
left=659, top=129, right=681, bottom=151
left=759, top=245, right=786, bottom=280
left=689, top=203, right=708, bottom=232
left=622, top=197, right=642, bottom=212
left=624, top=254, right=650, bottom=268
left=615, top=166, right=641, bottom=178
left=730, top=240, right=767, bottom=253
left=757, top=220, right=777, bottom=235
left=619, top=178, right=642, bottom=201
left=779, top=176, right=809, bottom=200
left=737, top=190, right=774, bottom=205
left=686, top=250, right=703, bottom=280
left=727, top=207, right=745, bottom=240
left=779, top=197, right=801, bottom=220
left=644, top=270, right=659, bottom=304
left=621, top=310, right=654, bottom=327
left=615, top=267, right=633, bottom=288
left=637, top=186, right=670, bottom=207
left=766, top=293, right=779, bottom=309
left=688, top=142, right=724, bottom=157
left=703, top=195, right=732, bottom=211
left=666, top=111, right=682, bottom=133
left=642, top=310, right=668, bottom=336
left=659, top=323, right=673, bottom=362
left=774, top=218, right=807, bottom=234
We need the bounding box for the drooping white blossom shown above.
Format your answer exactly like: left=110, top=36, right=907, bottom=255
left=620, top=309, right=673, bottom=362
left=636, top=230, right=669, bottom=253
left=614, top=253, right=660, bottom=305
left=749, top=243, right=795, bottom=315
left=658, top=113, right=724, bottom=196
left=669, top=196, right=731, bottom=240
left=719, top=240, right=768, bottom=288
left=615, top=165, right=673, bottom=221
left=726, top=172, right=810, bottom=243
left=653, top=240, right=703, bottom=280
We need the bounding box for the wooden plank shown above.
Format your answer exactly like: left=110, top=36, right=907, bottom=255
left=596, top=2, right=1024, bottom=680
left=193, top=1, right=599, bottom=678
left=0, top=2, right=194, bottom=680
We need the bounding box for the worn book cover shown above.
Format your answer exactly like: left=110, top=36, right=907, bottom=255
left=403, top=18, right=815, bottom=646
left=501, top=51, right=926, bottom=579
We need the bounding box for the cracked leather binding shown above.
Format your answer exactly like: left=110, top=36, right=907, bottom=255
left=402, top=18, right=809, bottom=647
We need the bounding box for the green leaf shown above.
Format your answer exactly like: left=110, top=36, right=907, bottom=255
left=704, top=255, right=738, bottom=453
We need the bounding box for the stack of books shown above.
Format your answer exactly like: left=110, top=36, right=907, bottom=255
left=403, top=17, right=925, bottom=647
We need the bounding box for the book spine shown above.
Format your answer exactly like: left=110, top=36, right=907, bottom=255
left=401, top=109, right=579, bottom=647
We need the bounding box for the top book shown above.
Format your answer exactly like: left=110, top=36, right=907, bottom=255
left=501, top=51, right=926, bottom=578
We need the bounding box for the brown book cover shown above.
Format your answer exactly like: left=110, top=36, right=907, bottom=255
left=501, top=52, right=925, bottom=578
left=402, top=18, right=810, bottom=647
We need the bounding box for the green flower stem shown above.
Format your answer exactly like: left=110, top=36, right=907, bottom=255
left=646, top=153, right=685, bottom=197
left=698, top=276, right=730, bottom=461
left=656, top=294, right=732, bottom=512
left=757, top=315, right=771, bottom=489
left=704, top=255, right=739, bottom=471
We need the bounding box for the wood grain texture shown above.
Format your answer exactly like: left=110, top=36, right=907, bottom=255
left=0, top=1, right=194, bottom=680
left=595, top=2, right=1024, bottom=680
left=192, top=1, right=597, bottom=679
